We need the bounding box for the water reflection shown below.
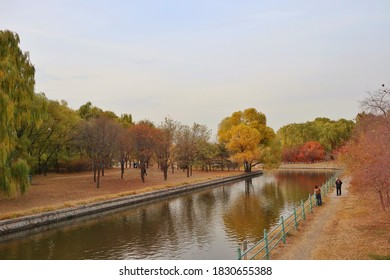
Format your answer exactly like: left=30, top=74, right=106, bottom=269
left=0, top=169, right=335, bottom=260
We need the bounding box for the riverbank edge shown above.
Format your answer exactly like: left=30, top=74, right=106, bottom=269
left=0, top=171, right=262, bottom=236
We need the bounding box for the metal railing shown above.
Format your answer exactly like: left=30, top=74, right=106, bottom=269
left=237, top=172, right=340, bottom=260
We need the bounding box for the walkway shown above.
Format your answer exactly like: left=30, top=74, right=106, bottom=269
left=274, top=177, right=350, bottom=260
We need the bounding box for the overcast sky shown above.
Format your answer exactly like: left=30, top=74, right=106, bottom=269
left=3, top=0, right=390, bottom=138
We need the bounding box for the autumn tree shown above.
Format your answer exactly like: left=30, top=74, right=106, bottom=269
left=156, top=117, right=178, bottom=181
left=277, top=118, right=354, bottom=160
left=77, top=116, right=120, bottom=187
left=218, top=108, right=278, bottom=172
left=176, top=123, right=211, bottom=177
left=360, top=84, right=390, bottom=117
left=343, top=114, right=390, bottom=211
left=297, top=141, right=325, bottom=163
left=117, top=127, right=132, bottom=179
left=0, top=30, right=39, bottom=195
left=130, top=122, right=159, bottom=183
left=343, top=85, right=390, bottom=211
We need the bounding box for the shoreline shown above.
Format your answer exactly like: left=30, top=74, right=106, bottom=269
left=0, top=171, right=262, bottom=236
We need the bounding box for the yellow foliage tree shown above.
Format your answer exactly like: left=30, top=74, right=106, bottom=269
left=226, top=124, right=262, bottom=172
left=218, top=108, right=279, bottom=172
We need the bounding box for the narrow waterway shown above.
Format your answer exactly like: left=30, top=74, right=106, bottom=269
left=0, top=169, right=335, bottom=260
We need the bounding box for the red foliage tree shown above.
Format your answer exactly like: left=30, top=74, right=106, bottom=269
left=129, top=123, right=160, bottom=183
left=297, top=141, right=326, bottom=163
left=282, top=146, right=300, bottom=163
left=343, top=114, right=390, bottom=211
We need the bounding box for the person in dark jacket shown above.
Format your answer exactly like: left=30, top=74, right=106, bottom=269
left=335, top=178, right=342, bottom=196
left=314, top=185, right=322, bottom=206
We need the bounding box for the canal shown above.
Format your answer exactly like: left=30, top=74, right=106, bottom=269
left=0, top=169, right=336, bottom=260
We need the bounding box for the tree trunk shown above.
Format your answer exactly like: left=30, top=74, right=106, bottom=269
left=378, top=189, right=386, bottom=211
left=97, top=166, right=101, bottom=188
left=93, top=163, right=97, bottom=182
left=121, top=160, right=125, bottom=179
left=140, top=161, right=145, bottom=183
left=163, top=161, right=168, bottom=181
left=38, top=157, right=42, bottom=175
left=244, top=161, right=251, bottom=172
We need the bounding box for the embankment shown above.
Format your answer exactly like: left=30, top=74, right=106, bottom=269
left=0, top=171, right=262, bottom=236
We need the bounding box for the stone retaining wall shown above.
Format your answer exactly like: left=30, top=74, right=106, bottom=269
left=0, top=171, right=262, bottom=236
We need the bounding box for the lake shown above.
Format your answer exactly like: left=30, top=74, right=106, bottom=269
left=0, top=169, right=335, bottom=260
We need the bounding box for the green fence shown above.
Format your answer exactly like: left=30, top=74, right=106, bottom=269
left=237, top=172, right=340, bottom=260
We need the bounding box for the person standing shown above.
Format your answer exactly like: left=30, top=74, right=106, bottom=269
left=335, top=178, right=342, bottom=196
left=314, top=185, right=322, bottom=206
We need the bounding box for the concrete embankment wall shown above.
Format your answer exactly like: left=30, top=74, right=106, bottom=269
left=0, top=171, right=262, bottom=236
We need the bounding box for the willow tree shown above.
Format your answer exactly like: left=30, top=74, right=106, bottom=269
left=218, top=108, right=278, bottom=172
left=0, top=30, right=37, bottom=195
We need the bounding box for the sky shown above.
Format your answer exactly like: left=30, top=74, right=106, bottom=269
left=2, top=0, right=390, bottom=138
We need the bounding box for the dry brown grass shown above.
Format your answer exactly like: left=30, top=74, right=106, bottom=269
left=0, top=166, right=243, bottom=220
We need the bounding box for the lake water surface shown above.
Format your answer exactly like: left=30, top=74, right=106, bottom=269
left=0, top=169, right=335, bottom=260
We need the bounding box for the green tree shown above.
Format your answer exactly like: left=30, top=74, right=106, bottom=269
left=277, top=117, right=354, bottom=160
left=0, top=30, right=38, bottom=195
left=28, top=98, right=80, bottom=175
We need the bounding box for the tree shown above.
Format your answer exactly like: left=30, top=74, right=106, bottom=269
left=343, top=85, right=390, bottom=211
left=156, top=117, right=178, bottom=181
left=77, top=116, right=120, bottom=187
left=176, top=123, right=211, bottom=177
left=218, top=108, right=278, bottom=172
left=119, top=113, right=134, bottom=128
left=130, top=123, right=159, bottom=183
left=117, top=127, right=132, bottom=179
left=225, top=124, right=262, bottom=172
left=297, top=141, right=325, bottom=163
left=360, top=84, right=390, bottom=117
left=0, top=30, right=38, bottom=195
left=277, top=118, right=354, bottom=160
left=343, top=114, right=390, bottom=211
left=28, top=97, right=80, bottom=175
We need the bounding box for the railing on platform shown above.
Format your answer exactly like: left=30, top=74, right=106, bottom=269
left=237, top=172, right=340, bottom=260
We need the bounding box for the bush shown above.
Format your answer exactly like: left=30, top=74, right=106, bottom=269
left=62, top=158, right=92, bottom=172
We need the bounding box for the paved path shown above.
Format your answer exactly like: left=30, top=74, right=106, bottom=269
left=275, top=178, right=350, bottom=260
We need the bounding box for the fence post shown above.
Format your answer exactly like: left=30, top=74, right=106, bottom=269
left=326, top=180, right=329, bottom=194
left=309, top=193, right=313, bottom=213
left=301, top=199, right=306, bottom=220
left=242, top=240, right=248, bottom=260
left=264, top=229, right=270, bottom=260
left=280, top=216, right=286, bottom=244
left=237, top=247, right=242, bottom=260
left=294, top=207, right=298, bottom=230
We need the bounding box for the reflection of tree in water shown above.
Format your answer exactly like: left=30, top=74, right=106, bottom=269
left=245, top=178, right=254, bottom=195
left=223, top=179, right=285, bottom=244
left=0, top=200, right=184, bottom=259
left=273, top=170, right=335, bottom=204
left=0, top=171, right=336, bottom=259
